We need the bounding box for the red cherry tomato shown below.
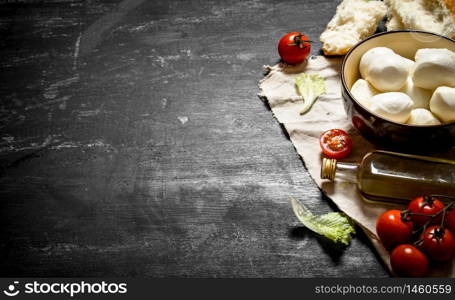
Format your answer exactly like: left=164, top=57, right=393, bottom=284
left=407, top=195, right=444, bottom=228
left=278, top=32, right=311, bottom=65
left=319, top=129, right=352, bottom=159
left=421, top=225, right=455, bottom=262
left=446, top=209, right=455, bottom=235
left=390, top=244, right=428, bottom=277
left=376, top=210, right=413, bottom=249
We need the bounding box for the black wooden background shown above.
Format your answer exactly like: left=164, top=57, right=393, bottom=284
left=0, top=0, right=388, bottom=277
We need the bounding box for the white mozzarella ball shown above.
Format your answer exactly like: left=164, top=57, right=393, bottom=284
left=401, top=57, right=415, bottom=71
left=370, top=92, right=413, bottom=123
left=399, top=77, right=432, bottom=109
left=429, top=86, right=455, bottom=123
left=350, top=79, right=379, bottom=108
left=407, top=108, right=441, bottom=126
left=359, top=47, right=412, bottom=91
left=412, top=48, right=455, bottom=90
left=359, top=47, right=395, bottom=79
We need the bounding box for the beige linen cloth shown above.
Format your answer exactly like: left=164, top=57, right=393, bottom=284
left=258, top=56, right=455, bottom=277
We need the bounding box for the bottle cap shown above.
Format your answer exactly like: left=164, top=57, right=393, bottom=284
left=321, top=158, right=337, bottom=181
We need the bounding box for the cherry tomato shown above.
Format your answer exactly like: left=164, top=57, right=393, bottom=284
left=390, top=244, right=428, bottom=277
left=421, top=225, right=455, bottom=262
left=278, top=32, right=311, bottom=65
left=319, top=129, right=352, bottom=159
left=407, top=195, right=444, bottom=228
left=376, top=210, right=413, bottom=249
left=446, top=209, right=455, bottom=235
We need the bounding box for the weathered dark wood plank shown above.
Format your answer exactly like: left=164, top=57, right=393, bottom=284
left=0, top=0, right=388, bottom=277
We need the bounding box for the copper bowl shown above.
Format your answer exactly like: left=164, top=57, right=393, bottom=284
left=341, top=30, right=455, bottom=151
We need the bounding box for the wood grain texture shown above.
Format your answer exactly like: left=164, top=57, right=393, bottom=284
left=0, top=0, right=388, bottom=277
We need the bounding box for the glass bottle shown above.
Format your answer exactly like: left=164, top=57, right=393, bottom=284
left=321, top=150, right=455, bottom=204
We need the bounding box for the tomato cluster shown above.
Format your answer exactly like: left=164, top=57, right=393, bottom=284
left=376, top=196, right=455, bottom=277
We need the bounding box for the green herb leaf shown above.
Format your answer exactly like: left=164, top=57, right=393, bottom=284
left=290, top=197, right=355, bottom=245
left=295, top=73, right=326, bottom=115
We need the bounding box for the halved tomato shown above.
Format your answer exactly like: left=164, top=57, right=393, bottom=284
left=319, top=129, right=352, bottom=159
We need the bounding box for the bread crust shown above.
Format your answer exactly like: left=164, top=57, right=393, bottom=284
left=385, top=0, right=455, bottom=39
left=445, top=0, right=455, bottom=38
left=320, top=0, right=387, bottom=56
left=444, top=0, right=455, bottom=17
left=321, top=0, right=455, bottom=56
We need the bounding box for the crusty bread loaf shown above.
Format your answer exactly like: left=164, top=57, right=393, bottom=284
left=386, top=9, right=404, bottom=31
left=446, top=0, right=455, bottom=15
left=385, top=0, right=455, bottom=39
left=320, top=0, right=387, bottom=56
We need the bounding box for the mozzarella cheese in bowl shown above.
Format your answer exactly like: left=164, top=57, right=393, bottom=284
left=359, top=47, right=413, bottom=91
left=407, top=108, right=441, bottom=126
left=350, top=79, right=379, bottom=108
left=351, top=47, right=455, bottom=126
left=350, top=46, right=455, bottom=125
left=429, top=86, right=455, bottom=123
left=412, top=48, right=455, bottom=90
left=370, top=92, right=413, bottom=123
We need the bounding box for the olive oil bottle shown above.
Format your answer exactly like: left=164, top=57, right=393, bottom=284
left=321, top=150, right=455, bottom=204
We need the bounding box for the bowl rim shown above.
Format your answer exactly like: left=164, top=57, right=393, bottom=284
left=341, top=30, right=455, bottom=128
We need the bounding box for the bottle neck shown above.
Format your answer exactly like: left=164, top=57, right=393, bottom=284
left=321, top=158, right=359, bottom=183
left=335, top=161, right=359, bottom=183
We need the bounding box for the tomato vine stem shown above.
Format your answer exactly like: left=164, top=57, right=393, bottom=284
left=409, top=196, right=455, bottom=246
